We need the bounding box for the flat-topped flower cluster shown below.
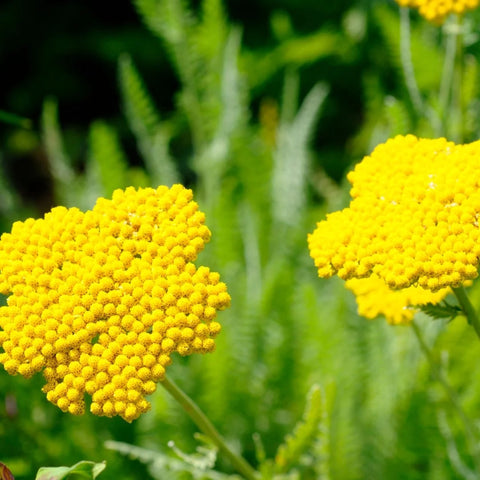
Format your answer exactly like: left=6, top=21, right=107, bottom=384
left=309, top=135, right=480, bottom=323
left=0, top=185, right=230, bottom=421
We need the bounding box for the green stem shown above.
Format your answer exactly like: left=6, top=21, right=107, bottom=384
left=439, top=15, right=464, bottom=141
left=452, top=286, right=480, bottom=339
left=399, top=7, right=441, bottom=133
left=411, top=321, right=480, bottom=472
left=161, top=375, right=259, bottom=480
left=452, top=16, right=464, bottom=143
left=399, top=7, right=424, bottom=116
left=439, top=17, right=459, bottom=121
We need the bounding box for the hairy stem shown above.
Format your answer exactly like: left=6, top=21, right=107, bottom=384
left=161, top=375, right=259, bottom=480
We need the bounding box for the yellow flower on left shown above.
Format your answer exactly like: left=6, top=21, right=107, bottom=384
left=0, top=185, right=230, bottom=422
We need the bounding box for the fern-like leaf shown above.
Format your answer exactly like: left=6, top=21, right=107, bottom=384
left=119, top=54, right=179, bottom=185
left=135, top=0, right=210, bottom=149
left=196, top=0, right=228, bottom=59
left=271, top=79, right=328, bottom=227
left=88, top=121, right=129, bottom=196
left=167, top=434, right=217, bottom=471
left=41, top=99, right=75, bottom=185
left=134, top=0, right=198, bottom=86
left=134, top=0, right=192, bottom=48
left=105, top=439, right=238, bottom=480
left=274, top=385, right=325, bottom=474
left=419, top=301, right=461, bottom=321
left=194, top=27, right=245, bottom=187
left=119, top=54, right=161, bottom=138
left=384, top=96, right=412, bottom=136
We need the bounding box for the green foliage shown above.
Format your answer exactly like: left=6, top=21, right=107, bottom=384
left=374, top=5, right=444, bottom=96
left=105, top=437, right=238, bottom=480
left=461, top=54, right=480, bottom=140
left=134, top=0, right=230, bottom=151
left=384, top=96, right=412, bottom=136
left=88, top=120, right=129, bottom=197
left=4, top=1, right=480, bottom=480
left=119, top=54, right=179, bottom=186
left=0, top=110, right=32, bottom=129
left=119, top=54, right=162, bottom=140
left=242, top=28, right=351, bottom=91
left=355, top=4, right=480, bottom=153
left=41, top=99, right=77, bottom=204
left=35, top=461, right=106, bottom=480
left=420, top=302, right=462, bottom=322
left=273, top=385, right=327, bottom=477
left=271, top=78, right=328, bottom=227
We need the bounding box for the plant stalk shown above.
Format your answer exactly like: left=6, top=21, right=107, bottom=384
left=399, top=6, right=442, bottom=134
left=411, top=320, right=480, bottom=472
left=161, top=375, right=259, bottom=480
left=399, top=7, right=424, bottom=116
left=439, top=17, right=459, bottom=122
left=439, top=15, right=464, bottom=142
left=452, top=286, right=480, bottom=339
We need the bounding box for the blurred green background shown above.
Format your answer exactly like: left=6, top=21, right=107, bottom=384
left=1, top=0, right=376, bottom=213
left=2, top=1, right=480, bottom=479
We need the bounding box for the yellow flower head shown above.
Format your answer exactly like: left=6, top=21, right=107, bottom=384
left=345, top=276, right=450, bottom=324
left=0, top=185, right=230, bottom=422
left=396, top=0, right=480, bottom=24
left=308, top=135, right=480, bottom=296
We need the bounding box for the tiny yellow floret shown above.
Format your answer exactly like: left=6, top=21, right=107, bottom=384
left=0, top=185, right=230, bottom=421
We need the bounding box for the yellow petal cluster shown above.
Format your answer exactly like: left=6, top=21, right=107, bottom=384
left=308, top=135, right=480, bottom=295
left=345, top=276, right=450, bottom=325
left=0, top=185, right=230, bottom=422
left=396, top=0, right=480, bottom=24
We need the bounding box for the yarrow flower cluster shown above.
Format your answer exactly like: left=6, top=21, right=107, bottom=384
left=0, top=185, right=230, bottom=422
left=345, top=276, right=449, bottom=325
left=395, top=0, right=480, bottom=24
left=308, top=134, right=480, bottom=323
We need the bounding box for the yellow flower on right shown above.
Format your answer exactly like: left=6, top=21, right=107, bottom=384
left=396, top=0, right=480, bottom=24
left=308, top=134, right=480, bottom=323
left=345, top=275, right=450, bottom=325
